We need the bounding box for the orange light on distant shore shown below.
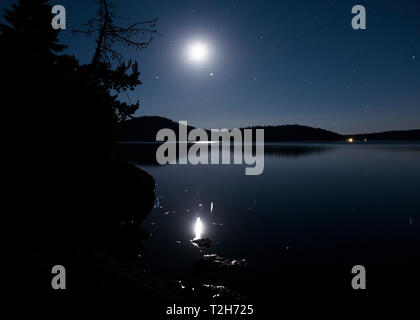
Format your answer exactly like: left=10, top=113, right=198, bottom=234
left=347, top=138, right=354, bottom=143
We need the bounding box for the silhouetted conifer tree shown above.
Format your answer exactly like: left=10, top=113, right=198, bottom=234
left=74, top=0, right=158, bottom=122
left=0, top=0, right=65, bottom=62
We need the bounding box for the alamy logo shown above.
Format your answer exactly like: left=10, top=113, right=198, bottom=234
left=156, top=121, right=265, bottom=175
left=51, top=5, right=66, bottom=30
left=351, top=265, right=366, bottom=289
left=51, top=265, right=66, bottom=289
left=351, top=5, right=366, bottom=30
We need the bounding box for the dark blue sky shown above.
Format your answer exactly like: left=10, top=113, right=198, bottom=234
left=2, top=0, right=419, bottom=133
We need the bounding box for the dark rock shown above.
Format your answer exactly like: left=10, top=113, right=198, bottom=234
left=192, top=254, right=248, bottom=273
left=202, top=284, right=246, bottom=300
left=191, top=238, right=213, bottom=248
left=96, top=155, right=156, bottom=226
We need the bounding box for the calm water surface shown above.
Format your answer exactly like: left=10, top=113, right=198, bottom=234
left=118, top=142, right=420, bottom=296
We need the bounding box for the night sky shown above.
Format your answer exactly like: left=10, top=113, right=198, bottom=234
left=2, top=0, right=419, bottom=133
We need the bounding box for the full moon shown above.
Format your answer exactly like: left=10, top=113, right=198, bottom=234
left=187, top=41, right=209, bottom=63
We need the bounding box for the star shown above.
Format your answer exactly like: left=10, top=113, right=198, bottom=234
left=209, top=72, right=214, bottom=77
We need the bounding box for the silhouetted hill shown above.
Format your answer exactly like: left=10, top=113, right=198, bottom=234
left=121, top=117, right=343, bottom=141
left=120, top=116, right=420, bottom=142
left=348, top=130, right=420, bottom=141
left=120, top=116, right=196, bottom=141
left=242, top=124, right=342, bottom=141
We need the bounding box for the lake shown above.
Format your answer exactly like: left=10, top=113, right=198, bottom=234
left=117, top=141, right=420, bottom=298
